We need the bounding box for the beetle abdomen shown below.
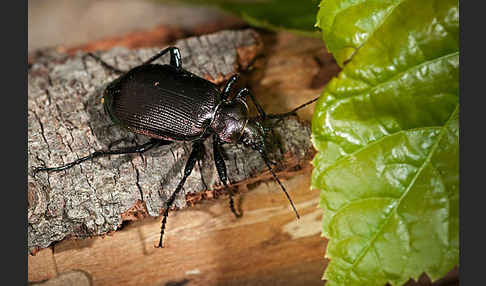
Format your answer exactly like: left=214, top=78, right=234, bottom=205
left=104, top=64, right=220, bottom=141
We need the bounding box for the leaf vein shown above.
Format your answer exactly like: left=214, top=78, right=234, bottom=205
left=340, top=104, right=458, bottom=284
left=325, top=51, right=458, bottom=108
left=318, top=51, right=458, bottom=161
left=317, top=125, right=440, bottom=176
left=332, top=0, right=405, bottom=64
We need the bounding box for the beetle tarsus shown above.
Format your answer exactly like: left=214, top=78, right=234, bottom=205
left=212, top=135, right=243, bottom=218
left=228, top=189, right=242, bottom=218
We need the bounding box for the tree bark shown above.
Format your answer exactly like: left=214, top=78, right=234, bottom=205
left=28, top=29, right=315, bottom=254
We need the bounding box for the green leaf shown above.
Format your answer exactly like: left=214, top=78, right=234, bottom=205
left=316, top=0, right=405, bottom=66
left=161, top=0, right=321, bottom=36
left=219, top=0, right=321, bottom=36
left=311, top=0, right=459, bottom=285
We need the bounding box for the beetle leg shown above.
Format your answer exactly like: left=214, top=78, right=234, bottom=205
left=158, top=141, right=204, bottom=248
left=85, top=53, right=125, bottom=75
left=236, top=89, right=286, bottom=158
left=212, top=135, right=242, bottom=218
left=33, top=139, right=170, bottom=174
left=235, top=89, right=286, bottom=159
left=235, top=88, right=267, bottom=119
left=197, top=159, right=209, bottom=191
left=141, top=47, right=182, bottom=68
left=221, top=74, right=239, bottom=101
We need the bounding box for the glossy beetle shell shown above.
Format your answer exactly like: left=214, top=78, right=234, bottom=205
left=104, top=64, right=220, bottom=141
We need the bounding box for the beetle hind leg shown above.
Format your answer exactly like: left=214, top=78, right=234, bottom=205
left=33, top=138, right=169, bottom=175
left=157, top=141, right=204, bottom=248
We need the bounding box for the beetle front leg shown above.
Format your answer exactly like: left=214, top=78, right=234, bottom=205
left=213, top=135, right=242, bottom=218
left=141, top=47, right=182, bottom=68
left=221, top=74, right=239, bottom=101
left=157, top=140, right=204, bottom=248
left=235, top=88, right=286, bottom=157
left=235, top=88, right=267, bottom=119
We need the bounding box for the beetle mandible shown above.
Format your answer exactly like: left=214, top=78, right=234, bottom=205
left=34, top=47, right=314, bottom=248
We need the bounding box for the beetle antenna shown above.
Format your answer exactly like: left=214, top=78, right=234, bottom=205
left=267, top=96, right=320, bottom=126
left=289, top=96, right=319, bottom=113
left=258, top=150, right=300, bottom=219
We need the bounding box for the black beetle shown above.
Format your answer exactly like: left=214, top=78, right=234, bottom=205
left=34, top=47, right=316, bottom=247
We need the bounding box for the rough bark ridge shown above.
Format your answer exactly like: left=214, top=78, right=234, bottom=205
left=28, top=29, right=314, bottom=253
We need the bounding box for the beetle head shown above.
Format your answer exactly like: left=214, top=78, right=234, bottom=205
left=212, top=100, right=300, bottom=219
left=239, top=120, right=266, bottom=153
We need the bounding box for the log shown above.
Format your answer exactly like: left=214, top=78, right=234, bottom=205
left=27, top=29, right=315, bottom=254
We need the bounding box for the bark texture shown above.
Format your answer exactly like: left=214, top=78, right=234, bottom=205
left=28, top=29, right=314, bottom=253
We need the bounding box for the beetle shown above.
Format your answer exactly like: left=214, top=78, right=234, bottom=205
left=33, top=47, right=316, bottom=248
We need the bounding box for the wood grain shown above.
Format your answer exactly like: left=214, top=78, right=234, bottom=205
left=29, top=172, right=326, bottom=286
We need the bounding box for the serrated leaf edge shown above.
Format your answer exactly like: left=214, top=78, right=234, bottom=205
left=323, top=104, right=459, bottom=285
